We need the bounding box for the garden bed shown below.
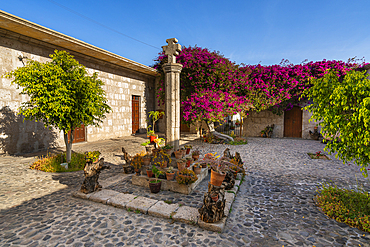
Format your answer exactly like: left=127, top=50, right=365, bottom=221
left=307, top=152, right=330, bottom=160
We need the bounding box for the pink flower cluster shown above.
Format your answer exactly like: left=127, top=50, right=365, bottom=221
left=153, top=46, right=366, bottom=124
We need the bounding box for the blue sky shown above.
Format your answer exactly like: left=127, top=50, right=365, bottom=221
left=1, top=0, right=369, bottom=67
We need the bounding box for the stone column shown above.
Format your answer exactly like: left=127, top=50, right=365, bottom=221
left=162, top=38, right=183, bottom=150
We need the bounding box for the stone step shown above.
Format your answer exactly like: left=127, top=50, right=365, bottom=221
left=72, top=174, right=243, bottom=233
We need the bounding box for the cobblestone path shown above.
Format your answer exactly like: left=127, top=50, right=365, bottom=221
left=1, top=136, right=370, bottom=246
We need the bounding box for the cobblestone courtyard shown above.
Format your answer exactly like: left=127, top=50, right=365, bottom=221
left=1, top=136, right=370, bottom=246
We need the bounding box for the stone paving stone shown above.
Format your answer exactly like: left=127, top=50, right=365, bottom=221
left=148, top=200, right=180, bottom=219
left=126, top=196, right=158, bottom=214
left=2, top=136, right=370, bottom=246
left=233, top=179, right=241, bottom=192
left=99, top=174, right=127, bottom=188
left=88, top=189, right=121, bottom=204
left=171, top=205, right=199, bottom=224
left=224, top=191, right=235, bottom=217
left=198, top=217, right=227, bottom=232
left=72, top=190, right=92, bottom=200
left=106, top=193, right=137, bottom=209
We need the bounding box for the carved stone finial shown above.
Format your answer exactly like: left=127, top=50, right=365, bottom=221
left=162, top=38, right=181, bottom=64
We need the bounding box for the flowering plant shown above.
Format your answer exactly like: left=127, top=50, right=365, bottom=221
left=166, top=166, right=174, bottom=173
left=85, top=151, right=101, bottom=163
left=199, top=153, right=232, bottom=174
left=153, top=46, right=365, bottom=126
left=176, top=168, right=198, bottom=184
left=162, top=144, right=173, bottom=150
left=131, top=154, right=143, bottom=169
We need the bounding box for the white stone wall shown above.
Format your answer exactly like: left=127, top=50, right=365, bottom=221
left=0, top=29, right=156, bottom=154
left=243, top=102, right=321, bottom=139
left=243, top=111, right=284, bottom=138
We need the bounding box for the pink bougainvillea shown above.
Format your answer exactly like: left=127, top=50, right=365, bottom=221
left=153, top=46, right=366, bottom=126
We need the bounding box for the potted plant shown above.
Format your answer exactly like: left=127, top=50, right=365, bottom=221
left=193, top=163, right=202, bottom=175
left=159, top=160, right=168, bottom=168
left=85, top=151, right=101, bottom=163
left=210, top=191, right=219, bottom=202
left=184, top=145, right=192, bottom=154
left=131, top=154, right=143, bottom=176
left=148, top=130, right=158, bottom=143
left=148, top=110, right=164, bottom=133
left=186, top=157, right=193, bottom=167
left=146, top=166, right=154, bottom=178
left=200, top=155, right=231, bottom=186
left=162, top=144, right=173, bottom=155
left=180, top=147, right=186, bottom=157
left=153, top=137, right=165, bottom=148
left=174, top=149, right=182, bottom=159
left=166, top=166, right=175, bottom=181
left=235, top=119, right=240, bottom=126
left=177, top=158, right=186, bottom=171
left=176, top=168, right=198, bottom=185
left=192, top=150, right=200, bottom=161
left=149, top=166, right=162, bottom=193
left=142, top=153, right=151, bottom=166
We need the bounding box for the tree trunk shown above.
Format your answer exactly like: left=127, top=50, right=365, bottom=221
left=198, top=183, right=225, bottom=223
left=122, top=147, right=134, bottom=174
left=80, top=158, right=110, bottom=193
left=63, top=129, right=74, bottom=163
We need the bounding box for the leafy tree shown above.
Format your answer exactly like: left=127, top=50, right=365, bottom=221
left=4, top=50, right=111, bottom=162
left=302, top=68, right=370, bottom=178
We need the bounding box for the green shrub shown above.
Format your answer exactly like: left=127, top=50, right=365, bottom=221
left=30, top=152, right=86, bottom=172
left=315, top=183, right=370, bottom=233
left=228, top=140, right=248, bottom=145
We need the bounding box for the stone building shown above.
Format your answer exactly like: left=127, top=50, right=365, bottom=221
left=242, top=103, right=319, bottom=139
left=0, top=10, right=159, bottom=154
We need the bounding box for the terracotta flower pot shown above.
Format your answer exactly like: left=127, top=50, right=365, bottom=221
left=142, top=157, right=151, bottom=166
left=146, top=169, right=154, bottom=178
left=210, top=193, right=219, bottom=202
left=210, top=169, right=226, bottom=187
left=192, top=154, right=199, bottom=161
left=177, top=161, right=185, bottom=171
left=152, top=148, right=160, bottom=156
left=193, top=166, right=202, bottom=175
left=186, top=159, right=192, bottom=167
left=149, top=135, right=157, bottom=143
left=134, top=168, right=141, bottom=176
left=166, top=172, right=175, bottom=181
left=160, top=161, right=168, bottom=168
left=149, top=180, right=161, bottom=193
left=174, top=151, right=182, bottom=159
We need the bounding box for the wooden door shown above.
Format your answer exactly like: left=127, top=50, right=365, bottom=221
left=68, top=124, right=85, bottom=143
left=181, top=123, right=190, bottom=132
left=284, top=106, right=302, bottom=137
left=132, top=95, right=140, bottom=134
left=180, top=111, right=190, bottom=132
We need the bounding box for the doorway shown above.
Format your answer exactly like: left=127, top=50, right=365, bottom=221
left=68, top=124, right=85, bottom=143
left=284, top=106, right=302, bottom=137
left=132, top=95, right=140, bottom=134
